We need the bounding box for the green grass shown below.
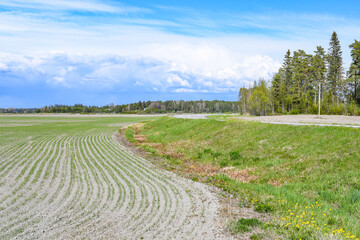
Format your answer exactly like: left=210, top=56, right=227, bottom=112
left=230, top=218, right=265, bottom=235
left=124, top=126, right=136, bottom=143
left=137, top=116, right=360, bottom=239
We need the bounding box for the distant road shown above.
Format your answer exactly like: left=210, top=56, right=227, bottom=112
left=173, top=114, right=218, bottom=119
left=173, top=114, right=360, bottom=128
left=232, top=115, right=360, bottom=128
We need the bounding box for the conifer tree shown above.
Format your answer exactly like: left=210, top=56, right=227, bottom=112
left=271, top=68, right=285, bottom=112
left=311, top=46, right=327, bottom=107
left=282, top=50, right=293, bottom=111
left=291, top=50, right=312, bottom=111
left=347, top=39, right=360, bottom=104
left=327, top=31, right=344, bottom=102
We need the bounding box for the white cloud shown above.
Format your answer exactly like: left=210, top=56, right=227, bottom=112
left=167, top=74, right=191, bottom=87
left=0, top=0, right=147, bottom=13
left=0, top=63, right=8, bottom=70
left=0, top=52, right=280, bottom=93
left=173, top=88, right=209, bottom=93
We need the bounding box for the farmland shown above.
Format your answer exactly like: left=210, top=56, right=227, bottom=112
left=0, top=115, right=223, bottom=239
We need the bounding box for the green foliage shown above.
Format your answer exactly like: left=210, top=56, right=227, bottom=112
left=248, top=80, right=271, bottom=116
left=347, top=39, right=360, bottom=105
left=241, top=32, right=360, bottom=116
left=327, top=31, right=344, bottom=99
left=0, top=100, right=240, bottom=114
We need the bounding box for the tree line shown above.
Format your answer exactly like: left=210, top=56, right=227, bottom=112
left=1, top=100, right=239, bottom=114
left=239, top=32, right=360, bottom=116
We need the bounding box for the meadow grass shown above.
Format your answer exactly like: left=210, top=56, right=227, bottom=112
left=137, top=116, right=360, bottom=239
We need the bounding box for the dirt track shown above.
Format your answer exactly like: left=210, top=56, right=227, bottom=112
left=232, top=115, right=360, bottom=127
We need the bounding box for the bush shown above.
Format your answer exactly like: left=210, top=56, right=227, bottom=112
left=289, top=109, right=300, bottom=115
left=346, top=102, right=360, bottom=116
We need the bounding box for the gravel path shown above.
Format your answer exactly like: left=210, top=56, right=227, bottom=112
left=232, top=115, right=360, bottom=128
left=0, top=119, right=228, bottom=239
left=173, top=114, right=221, bottom=119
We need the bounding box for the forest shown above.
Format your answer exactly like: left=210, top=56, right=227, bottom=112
left=0, top=100, right=239, bottom=114
left=239, top=32, right=360, bottom=116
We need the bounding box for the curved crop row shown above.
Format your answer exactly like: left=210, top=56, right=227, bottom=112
left=0, top=119, right=222, bottom=239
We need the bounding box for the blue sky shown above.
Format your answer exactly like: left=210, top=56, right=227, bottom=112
left=1, top=0, right=360, bottom=107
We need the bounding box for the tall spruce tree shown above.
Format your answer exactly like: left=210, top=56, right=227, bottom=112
left=311, top=46, right=327, bottom=107
left=282, top=50, right=293, bottom=111
left=327, top=31, right=344, bottom=102
left=347, top=39, right=360, bottom=104
left=271, top=68, right=285, bottom=112
left=291, top=50, right=312, bottom=112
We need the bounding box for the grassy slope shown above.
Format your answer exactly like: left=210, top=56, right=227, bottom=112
left=138, top=116, right=360, bottom=239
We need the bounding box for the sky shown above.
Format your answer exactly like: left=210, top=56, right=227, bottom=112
left=1, top=0, right=360, bottom=108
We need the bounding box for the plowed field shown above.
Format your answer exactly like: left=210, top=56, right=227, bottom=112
left=0, top=115, right=224, bottom=239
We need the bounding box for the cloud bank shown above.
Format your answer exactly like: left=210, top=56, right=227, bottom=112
left=0, top=52, right=280, bottom=94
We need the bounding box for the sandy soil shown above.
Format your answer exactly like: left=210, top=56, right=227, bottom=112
left=0, top=122, right=231, bottom=239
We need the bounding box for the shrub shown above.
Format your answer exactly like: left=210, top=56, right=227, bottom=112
left=289, top=109, right=300, bottom=115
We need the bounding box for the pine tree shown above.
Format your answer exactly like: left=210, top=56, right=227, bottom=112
left=347, top=39, right=360, bottom=104
left=327, top=31, right=344, bottom=103
left=291, top=50, right=312, bottom=112
left=282, top=50, right=293, bottom=111
left=271, top=68, right=286, bottom=113
left=311, top=46, right=327, bottom=110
